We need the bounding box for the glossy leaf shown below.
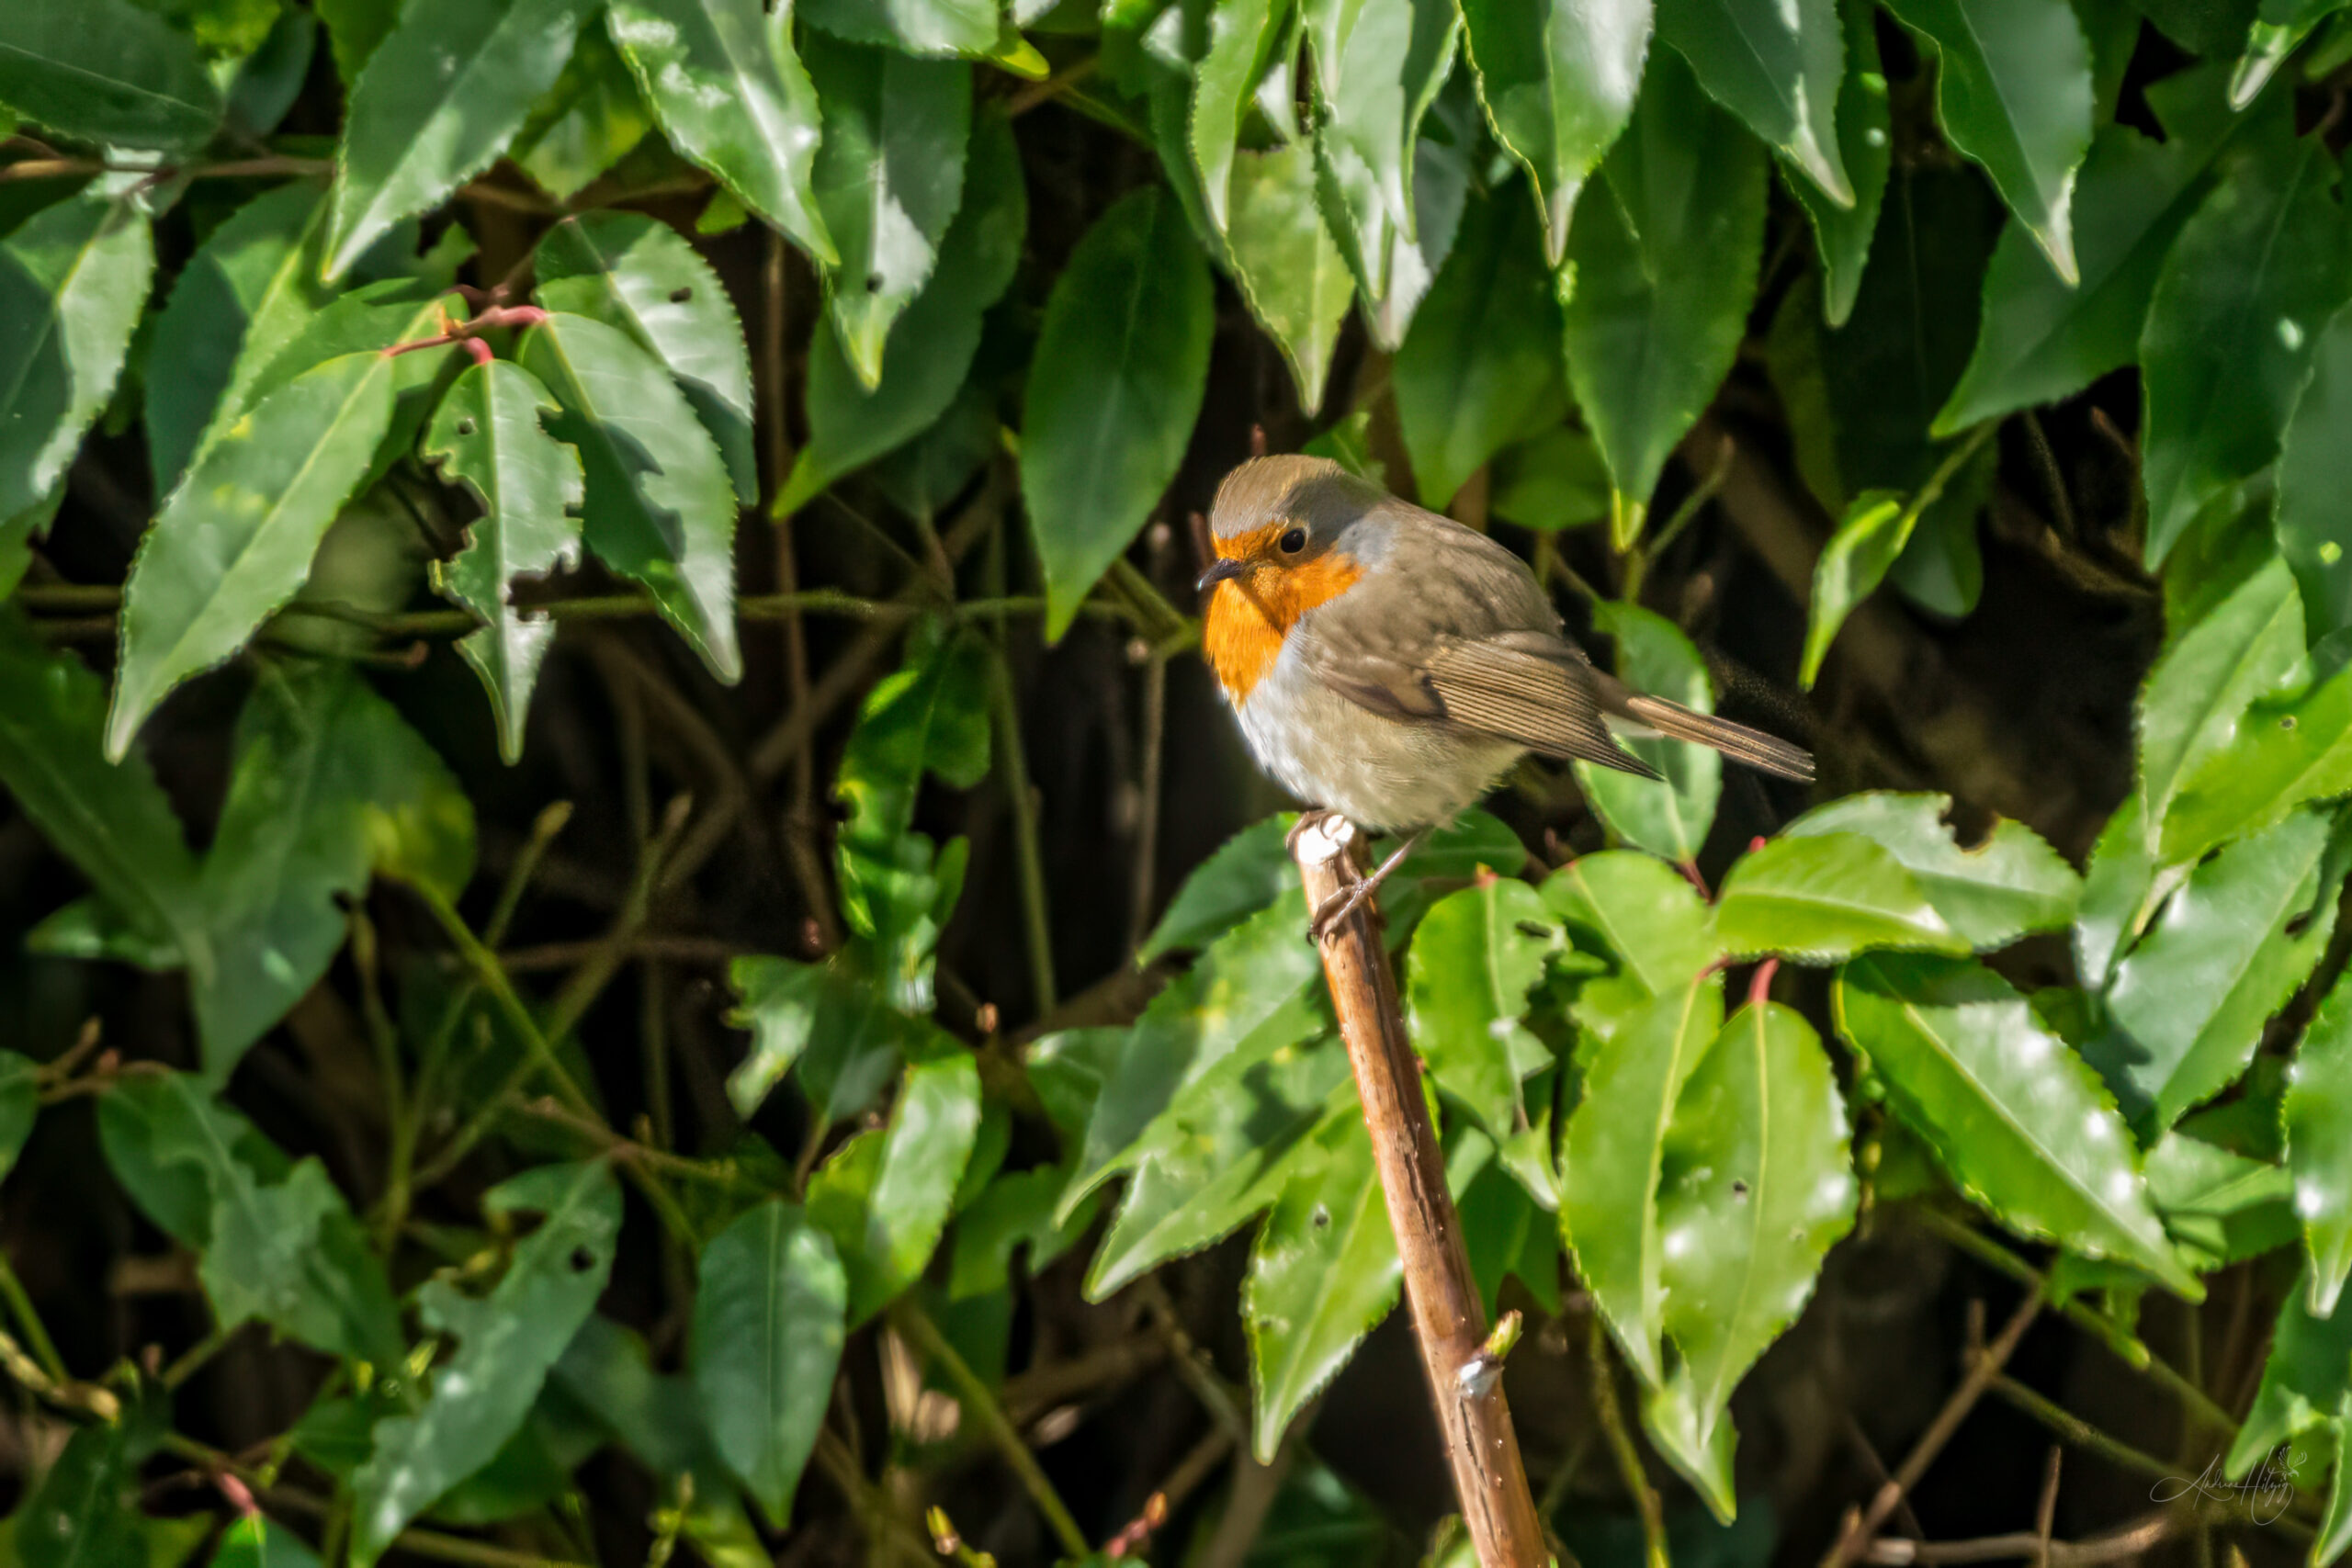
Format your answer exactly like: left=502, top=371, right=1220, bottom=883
left=2226, top=1262, right=2352, bottom=1475
left=351, top=1162, right=622, bottom=1565
left=1306, top=0, right=1461, bottom=320
left=422, top=360, right=585, bottom=763
left=0, top=193, right=153, bottom=522
left=1227, top=141, right=1355, bottom=417
left=1394, top=186, right=1566, bottom=511
left=2075, top=790, right=2167, bottom=987
left=2280, top=300, right=2352, bottom=637
left=1458, top=0, right=1652, bottom=262
left=107, top=352, right=399, bottom=759
left=2165, top=651, right=2352, bottom=867
left=692, top=1201, right=846, bottom=1529
left=1780, top=791, right=2080, bottom=949
left=1787, top=0, right=1890, bottom=327
left=2141, top=127, right=2350, bottom=565
left=782, top=105, right=1023, bottom=512
left=1939, top=66, right=2258, bottom=434
left=1576, top=603, right=1724, bottom=863
left=325, top=0, right=588, bottom=277
left=1193, top=0, right=1290, bottom=233
left=1836, top=953, right=2200, bottom=1297
left=535, top=211, right=755, bottom=502
left=1243, top=1112, right=1402, bottom=1460
left=2143, top=1129, right=2297, bottom=1271
left=2138, top=556, right=2304, bottom=852
left=609, top=0, right=834, bottom=265
left=1883, top=0, right=2092, bottom=281
left=1139, top=813, right=1296, bottom=961
left=1563, top=976, right=1724, bottom=1383
left=1021, top=187, right=1214, bottom=639
left=2108, top=810, right=2338, bottom=1130
left=1645, top=1003, right=1855, bottom=1516
left=520, top=311, right=741, bottom=682
left=1657, top=0, right=1849, bottom=205
left=802, top=0, right=998, bottom=53
left=1714, top=832, right=1969, bottom=962
left=1406, top=876, right=1559, bottom=1201
left=807, top=1051, right=982, bottom=1325
left=513, top=22, right=652, bottom=199
left=2293, top=967, right=2352, bottom=1315
left=1802, top=491, right=1909, bottom=687
left=1544, top=849, right=1718, bottom=1037
left=0, top=0, right=222, bottom=153
left=725, top=953, right=941, bottom=1122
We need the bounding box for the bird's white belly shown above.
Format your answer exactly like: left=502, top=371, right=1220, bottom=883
left=1230, top=646, right=1524, bottom=832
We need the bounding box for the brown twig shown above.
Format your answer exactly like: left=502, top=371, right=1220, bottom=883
left=1288, top=816, right=1547, bottom=1568
left=1862, top=1509, right=2184, bottom=1566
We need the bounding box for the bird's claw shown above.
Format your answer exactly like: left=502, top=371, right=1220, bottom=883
left=1308, top=879, right=1376, bottom=942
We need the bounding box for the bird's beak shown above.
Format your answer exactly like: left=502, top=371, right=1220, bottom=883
left=1197, top=557, right=1246, bottom=592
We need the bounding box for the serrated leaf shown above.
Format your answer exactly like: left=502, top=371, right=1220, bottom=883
left=1836, top=953, right=2201, bottom=1297
left=2166, top=652, right=2352, bottom=868
left=1193, top=0, right=1290, bottom=233
left=1788, top=0, right=1889, bottom=328
left=107, top=351, right=399, bottom=759
left=1406, top=877, right=1559, bottom=1202
left=1801, top=491, right=1909, bottom=687
left=97, top=1072, right=289, bottom=1247
left=0, top=192, right=153, bottom=521
left=1657, top=0, right=1849, bottom=206
left=2280, top=302, right=2352, bottom=637
left=1458, top=0, right=1652, bottom=263
left=2107, top=810, right=2338, bottom=1130
left=1139, top=813, right=1298, bottom=962
left=423, top=360, right=585, bottom=763
left=804, top=37, right=970, bottom=389
left=1575, top=604, right=1723, bottom=863
left=519, top=310, right=741, bottom=682
left=0, top=0, right=222, bottom=153
left=535, top=211, right=755, bottom=502
left=1226, top=141, right=1354, bottom=417
left=2141, top=127, right=2350, bottom=565
left=2227, top=1261, right=2352, bottom=1475
left=324, top=0, right=588, bottom=277
left=782, top=105, right=1023, bottom=512
left=2143, top=1129, right=2297, bottom=1270
left=807, top=1051, right=981, bottom=1325
left=724, top=953, right=934, bottom=1122
left=609, top=0, right=834, bottom=265
left=2139, top=556, right=2304, bottom=853
left=351, top=1163, right=621, bottom=1566
left=1714, top=832, right=1969, bottom=962
left=1394, top=183, right=1566, bottom=510
left=1021, top=186, right=1213, bottom=639
left=2291, top=966, right=2352, bottom=1315
left=691, top=1201, right=845, bottom=1529
left=1563, top=976, right=1724, bottom=1384
left=803, top=0, right=998, bottom=52
left=1883, top=0, right=2091, bottom=281
left=1544, top=849, right=1718, bottom=1038
left=513, top=20, right=652, bottom=199
left=1780, top=791, right=2080, bottom=948
left=1644, top=1003, right=1855, bottom=1517
left=1243, top=1112, right=1402, bottom=1460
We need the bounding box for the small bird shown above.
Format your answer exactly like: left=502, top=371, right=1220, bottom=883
left=1197, top=455, right=1814, bottom=934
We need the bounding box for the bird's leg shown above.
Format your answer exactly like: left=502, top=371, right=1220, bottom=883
left=1309, top=829, right=1428, bottom=941
left=1285, top=807, right=1340, bottom=855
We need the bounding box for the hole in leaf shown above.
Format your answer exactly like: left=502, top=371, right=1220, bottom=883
left=1310, top=1205, right=1330, bottom=1230
left=2282, top=715, right=2299, bottom=730
left=456, top=418, right=476, bottom=436
left=1729, top=1179, right=1750, bottom=1200
left=669, top=285, right=692, bottom=303
left=865, top=272, right=884, bottom=293
left=570, top=1246, right=596, bottom=1272
left=1515, top=920, right=1552, bottom=941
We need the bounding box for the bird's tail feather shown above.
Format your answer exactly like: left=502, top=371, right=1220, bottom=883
left=1609, top=692, right=1815, bottom=784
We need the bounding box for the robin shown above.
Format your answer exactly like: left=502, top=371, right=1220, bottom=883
left=1197, top=455, right=1814, bottom=935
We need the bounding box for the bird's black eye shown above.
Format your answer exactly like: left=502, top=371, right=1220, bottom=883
left=1278, top=527, right=1307, bottom=554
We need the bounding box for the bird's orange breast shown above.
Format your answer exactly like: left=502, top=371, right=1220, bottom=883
left=1203, top=530, right=1364, bottom=704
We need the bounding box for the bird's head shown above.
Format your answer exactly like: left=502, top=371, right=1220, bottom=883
left=1198, top=455, right=1388, bottom=700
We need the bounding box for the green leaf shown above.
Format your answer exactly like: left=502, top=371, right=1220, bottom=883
left=1243, top=1112, right=1403, bottom=1460
left=783, top=105, right=1023, bottom=512
left=512, top=21, right=651, bottom=199
left=2138, top=556, right=2304, bottom=853
left=324, top=0, right=588, bottom=278
left=519, top=311, right=741, bottom=682
left=804, top=37, right=970, bottom=389
left=422, top=360, right=585, bottom=763
left=0, top=0, right=222, bottom=153
left=144, top=182, right=330, bottom=499
left=1543, top=849, right=1718, bottom=1037
left=2143, top=1129, right=2297, bottom=1271
left=807, top=1051, right=982, bottom=1325
left=1644, top=1002, right=1855, bottom=1517
left=0, top=613, right=204, bottom=975
left=17, top=1421, right=142, bottom=1568
left=692, top=1201, right=846, bottom=1529
left=1458, top=0, right=1652, bottom=262
left=2141, top=127, right=2350, bottom=565
left=1938, top=66, right=2259, bottom=434
left=802, top=0, right=998, bottom=53
left=1787, top=0, right=1890, bottom=328
left=1138, top=813, right=1297, bottom=962
left=2280, top=303, right=2352, bottom=638
left=1305, top=0, right=1461, bottom=327
left=1564, top=976, right=1724, bottom=1383
left=2075, top=790, right=2166, bottom=987
left=1657, top=0, right=1850, bottom=205
left=1835, top=953, right=2201, bottom=1297
left=2292, top=966, right=2352, bottom=1315
left=106, top=352, right=397, bottom=759
left=1406, top=876, right=1560, bottom=1201
left=0, top=193, right=153, bottom=522
left=2106, top=809, right=2338, bottom=1129
left=97, top=1071, right=288, bottom=1247
left=211, top=1517, right=323, bottom=1568
left=724, top=953, right=933, bottom=1122
left=1882, top=0, right=2092, bottom=282
left=351, top=1162, right=622, bottom=1565
left=202, top=1156, right=406, bottom=1369
left=1779, top=791, right=2080, bottom=949
left=2227, top=1261, right=2352, bottom=1475
left=1713, top=832, right=1969, bottom=962
left=1394, top=184, right=1566, bottom=511
left=1021, top=186, right=1214, bottom=638
left=1490, top=424, right=1610, bottom=532
left=1575, top=604, right=1724, bottom=863
left=1226, top=141, right=1355, bottom=417
left=1192, top=0, right=1290, bottom=233
left=2165, top=658, right=2352, bottom=867
left=534, top=211, right=755, bottom=502
left=1801, top=491, right=1908, bottom=687
left=194, top=660, right=474, bottom=1078
left=0, top=1053, right=38, bottom=1186
left=609, top=0, right=834, bottom=265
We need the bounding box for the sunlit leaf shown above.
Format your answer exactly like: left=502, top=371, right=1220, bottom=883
left=1192, top=0, right=1290, bottom=232
left=1780, top=791, right=2080, bottom=949
left=1786, top=0, right=1889, bottom=327
left=1657, top=0, right=1849, bottom=205
left=2292, top=967, right=2352, bottom=1315
left=1226, top=141, right=1355, bottom=417
left=1543, top=849, right=1717, bottom=1038
left=2138, top=556, right=2304, bottom=854
left=1714, top=832, right=1968, bottom=962
left=2226, top=1260, right=2352, bottom=1475
left=1406, top=876, right=1560, bottom=1202
left=1457, top=0, right=1651, bottom=262
left=1801, top=491, right=1908, bottom=687
left=1576, top=604, right=1724, bottom=863
left=513, top=21, right=652, bottom=199
left=1139, top=813, right=1297, bottom=962
left=0, top=192, right=153, bottom=522
left=807, top=1050, right=982, bottom=1325
left=0, top=0, right=222, bottom=152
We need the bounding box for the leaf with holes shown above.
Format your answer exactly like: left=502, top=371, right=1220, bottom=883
left=1407, top=876, right=1561, bottom=1202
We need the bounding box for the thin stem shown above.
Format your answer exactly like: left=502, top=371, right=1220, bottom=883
left=0, top=1255, right=64, bottom=1384
left=991, top=649, right=1057, bottom=1012
left=1127, top=653, right=1168, bottom=952
left=408, top=885, right=595, bottom=1122
left=1589, top=1314, right=1668, bottom=1568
